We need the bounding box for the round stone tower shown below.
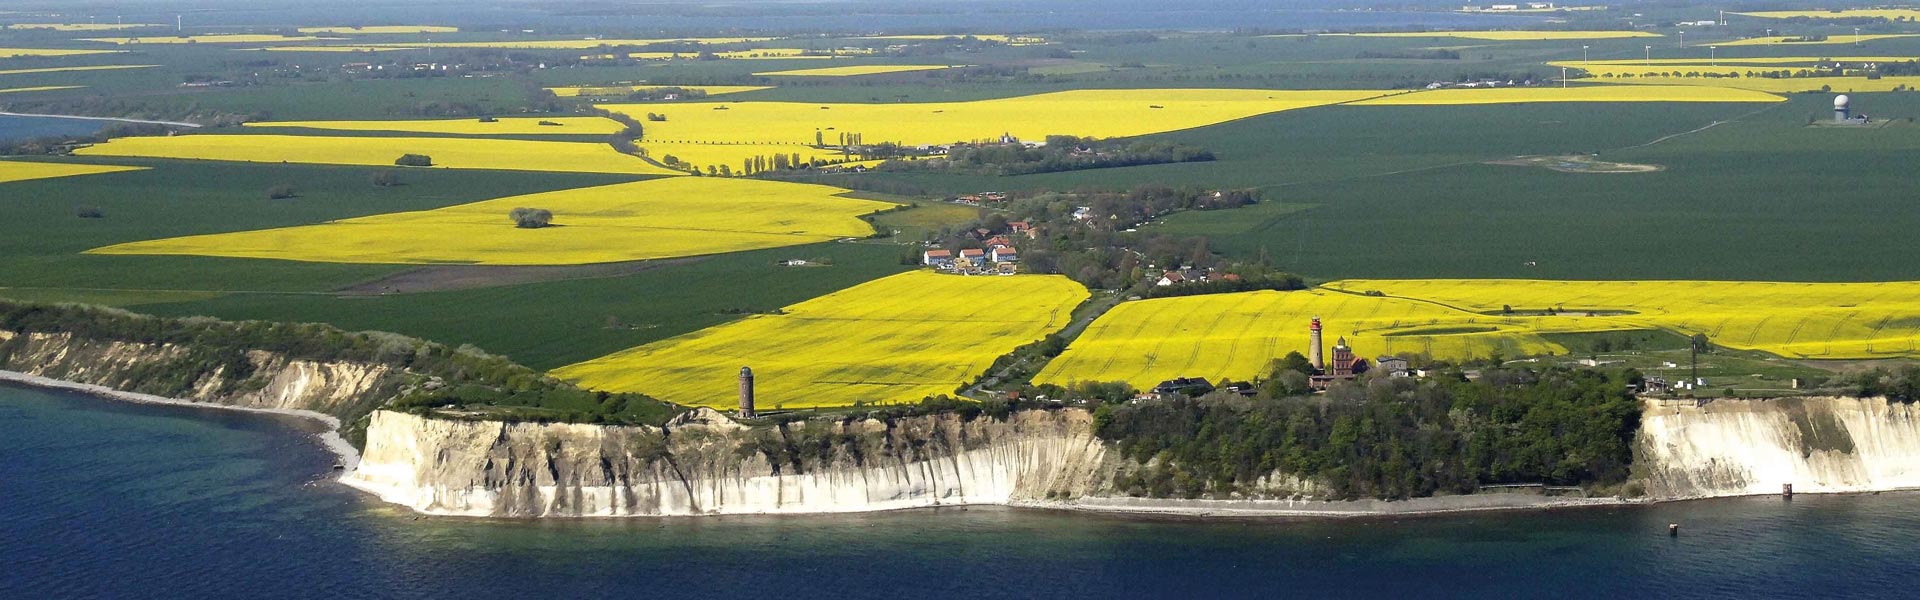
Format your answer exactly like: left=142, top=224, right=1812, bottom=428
left=738, top=366, right=756, bottom=418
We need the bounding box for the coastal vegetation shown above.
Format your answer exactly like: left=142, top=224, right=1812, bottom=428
left=1095, top=366, right=1644, bottom=500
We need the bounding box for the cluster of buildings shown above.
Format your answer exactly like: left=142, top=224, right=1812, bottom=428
left=954, top=191, right=1009, bottom=205
left=1154, top=267, right=1240, bottom=287
left=923, top=240, right=1020, bottom=275
left=1424, top=78, right=1536, bottom=90
left=1149, top=318, right=1415, bottom=398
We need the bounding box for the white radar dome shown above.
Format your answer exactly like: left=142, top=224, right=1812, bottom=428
left=1835, top=94, right=1851, bottom=109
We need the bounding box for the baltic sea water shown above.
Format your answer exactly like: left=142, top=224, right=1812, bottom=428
left=5, top=383, right=1919, bottom=599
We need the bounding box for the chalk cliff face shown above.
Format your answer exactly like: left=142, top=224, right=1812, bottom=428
left=0, top=331, right=392, bottom=419
left=1637, top=396, right=1920, bottom=498
left=346, top=408, right=1112, bottom=517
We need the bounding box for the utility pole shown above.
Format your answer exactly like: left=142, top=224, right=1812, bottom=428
left=1679, top=30, right=1685, bottom=48
left=1645, top=44, right=1652, bottom=66
left=1710, top=45, right=1717, bottom=66
left=1856, top=27, right=1862, bottom=45
left=176, top=14, right=182, bottom=32
left=1582, top=45, right=1589, bottom=65
left=1562, top=66, right=1568, bottom=88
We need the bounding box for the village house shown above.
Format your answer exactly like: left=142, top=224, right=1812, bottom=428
left=1008, top=220, right=1034, bottom=238
left=990, top=246, right=1018, bottom=263
left=922, top=249, right=954, bottom=268
left=957, top=248, right=987, bottom=269
left=1150, top=377, right=1214, bottom=399
left=1376, top=356, right=1410, bottom=377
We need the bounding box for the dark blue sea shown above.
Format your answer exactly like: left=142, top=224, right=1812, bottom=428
left=6, top=382, right=1920, bottom=599
left=0, top=115, right=108, bottom=143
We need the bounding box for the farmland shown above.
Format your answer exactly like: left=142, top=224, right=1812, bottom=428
left=1329, top=279, right=1920, bottom=359
left=0, top=86, right=84, bottom=95
left=753, top=64, right=966, bottom=76
left=1350, top=85, right=1784, bottom=105
left=73, top=135, right=678, bottom=175
left=602, top=89, right=1392, bottom=145
left=0, top=160, right=146, bottom=184
left=1038, top=279, right=1920, bottom=389
left=553, top=271, right=1089, bottom=409
left=1715, top=34, right=1920, bottom=47
left=0, top=48, right=123, bottom=57
left=241, top=116, right=627, bottom=135
left=1323, top=31, right=1663, bottom=41
left=545, top=84, right=772, bottom=97
left=0, top=65, right=156, bottom=76
left=79, top=35, right=340, bottom=44
left=1033, top=289, right=1576, bottom=390
left=90, top=178, right=892, bottom=265
left=1734, top=9, right=1920, bottom=20
left=297, top=26, right=458, bottom=34
left=357, top=37, right=777, bottom=49
left=5, top=9, right=1920, bottom=414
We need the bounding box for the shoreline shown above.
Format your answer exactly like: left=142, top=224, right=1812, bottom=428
left=0, top=111, right=202, bottom=128
left=0, top=370, right=359, bottom=470
left=3, top=370, right=1908, bottom=521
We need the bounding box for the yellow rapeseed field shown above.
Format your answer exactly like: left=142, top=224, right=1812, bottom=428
left=0, top=48, right=125, bottom=58
left=358, top=37, right=777, bottom=49
left=73, top=134, right=679, bottom=175
left=241, top=116, right=627, bottom=135
left=0, top=86, right=84, bottom=95
left=1329, top=280, right=1920, bottom=360
left=1333, top=31, right=1662, bottom=40
left=81, top=35, right=341, bottom=44
left=89, top=178, right=890, bottom=266
left=0, top=160, right=147, bottom=185
left=1735, top=9, right=1920, bottom=19
left=602, top=89, right=1390, bottom=145
left=1039, top=279, right=1920, bottom=389
left=1716, top=34, right=1920, bottom=46
left=753, top=64, right=965, bottom=76
left=1350, top=85, right=1785, bottom=105
left=554, top=271, right=1089, bottom=409
left=545, top=84, right=773, bottom=97
left=1583, top=74, right=1920, bottom=93
left=1554, top=58, right=1920, bottom=92
left=297, top=26, right=459, bottom=34
left=5, top=23, right=166, bottom=31
left=1032, top=289, right=1584, bottom=390
left=0, top=65, right=157, bottom=76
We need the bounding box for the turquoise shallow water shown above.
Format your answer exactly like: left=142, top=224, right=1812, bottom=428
left=6, top=382, right=1920, bottom=599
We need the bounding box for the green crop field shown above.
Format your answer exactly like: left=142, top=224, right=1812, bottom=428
left=7, top=14, right=1920, bottom=412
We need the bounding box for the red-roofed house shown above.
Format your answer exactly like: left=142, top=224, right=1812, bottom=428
left=923, top=249, right=954, bottom=268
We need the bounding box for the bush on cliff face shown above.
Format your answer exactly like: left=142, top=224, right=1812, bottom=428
left=1094, top=367, right=1644, bottom=501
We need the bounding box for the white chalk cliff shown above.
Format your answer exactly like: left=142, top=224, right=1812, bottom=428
left=346, top=408, right=1112, bottom=517
left=1637, top=396, right=1920, bottom=497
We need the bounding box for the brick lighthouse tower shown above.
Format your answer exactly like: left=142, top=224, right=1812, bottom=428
left=1309, top=317, right=1325, bottom=371
left=738, top=366, right=756, bottom=418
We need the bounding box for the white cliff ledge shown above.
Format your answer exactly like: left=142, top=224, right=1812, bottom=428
left=344, top=408, right=1111, bottom=517
left=1637, top=396, right=1920, bottom=498
left=346, top=395, right=1920, bottom=519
